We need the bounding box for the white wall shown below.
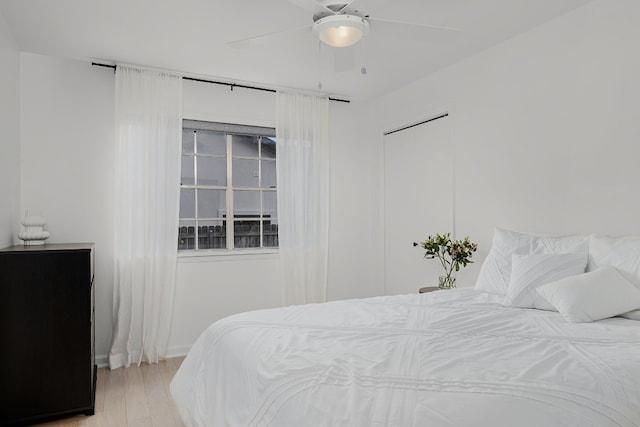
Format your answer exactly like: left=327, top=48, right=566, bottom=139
left=370, top=0, right=640, bottom=289
left=0, top=11, right=20, bottom=248
left=18, top=59, right=378, bottom=361
left=383, top=117, right=454, bottom=296
left=327, top=100, right=382, bottom=301
left=20, top=53, right=116, bottom=362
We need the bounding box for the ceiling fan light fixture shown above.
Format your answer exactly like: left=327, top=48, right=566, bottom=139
left=313, top=14, right=369, bottom=48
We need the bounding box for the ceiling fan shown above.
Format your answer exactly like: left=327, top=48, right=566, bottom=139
left=228, top=0, right=461, bottom=73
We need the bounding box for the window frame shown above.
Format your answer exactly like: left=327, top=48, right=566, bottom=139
left=178, top=120, right=278, bottom=255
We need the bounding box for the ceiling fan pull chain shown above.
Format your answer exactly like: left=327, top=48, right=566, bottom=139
left=317, top=40, right=323, bottom=90
left=361, top=35, right=367, bottom=75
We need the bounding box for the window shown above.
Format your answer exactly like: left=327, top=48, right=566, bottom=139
left=178, top=120, right=278, bottom=251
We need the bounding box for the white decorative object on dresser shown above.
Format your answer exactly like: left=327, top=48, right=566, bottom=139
left=17, top=210, right=50, bottom=245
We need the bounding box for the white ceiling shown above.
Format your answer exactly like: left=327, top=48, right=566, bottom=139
left=0, top=0, right=593, bottom=100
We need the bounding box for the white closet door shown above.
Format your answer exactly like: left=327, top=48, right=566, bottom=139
left=384, top=116, right=453, bottom=295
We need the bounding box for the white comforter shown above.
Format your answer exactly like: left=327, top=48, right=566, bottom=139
left=170, top=289, right=640, bottom=426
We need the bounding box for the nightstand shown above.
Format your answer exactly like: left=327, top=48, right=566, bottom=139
left=419, top=286, right=440, bottom=294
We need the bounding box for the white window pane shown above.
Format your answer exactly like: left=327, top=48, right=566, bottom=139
left=182, top=129, right=194, bottom=153
left=197, top=189, right=226, bottom=218
left=233, top=190, right=260, bottom=214
left=232, top=134, right=259, bottom=158
left=261, top=137, right=276, bottom=159
left=197, top=157, right=226, bottom=186
left=178, top=220, right=196, bottom=250
left=196, top=130, right=226, bottom=155
left=232, top=159, right=259, bottom=187
left=198, top=220, right=226, bottom=250
left=261, top=160, right=276, bottom=188
left=234, top=220, right=260, bottom=248
left=262, top=191, right=277, bottom=219
left=181, top=155, right=194, bottom=185
left=179, top=188, right=195, bottom=218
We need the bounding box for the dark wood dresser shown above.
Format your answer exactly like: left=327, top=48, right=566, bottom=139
left=0, top=243, right=96, bottom=425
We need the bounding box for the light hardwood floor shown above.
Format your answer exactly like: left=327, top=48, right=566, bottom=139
left=35, top=357, right=187, bottom=427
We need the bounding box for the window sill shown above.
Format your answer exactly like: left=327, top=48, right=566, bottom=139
left=177, top=249, right=280, bottom=263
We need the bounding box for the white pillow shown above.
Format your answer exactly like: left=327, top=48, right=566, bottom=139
left=536, top=266, right=640, bottom=323
left=588, top=235, right=640, bottom=320
left=475, top=228, right=589, bottom=295
left=588, top=235, right=640, bottom=286
left=503, top=253, right=587, bottom=310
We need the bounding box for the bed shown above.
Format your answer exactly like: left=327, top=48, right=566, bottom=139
left=170, top=230, right=640, bottom=426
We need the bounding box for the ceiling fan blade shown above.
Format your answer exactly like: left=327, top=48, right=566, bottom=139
left=343, top=0, right=393, bottom=13
left=333, top=46, right=355, bottom=72
left=286, top=0, right=335, bottom=15
left=228, top=24, right=312, bottom=49
left=368, top=17, right=462, bottom=43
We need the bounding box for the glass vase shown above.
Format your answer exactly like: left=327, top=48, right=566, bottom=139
left=438, top=275, right=456, bottom=289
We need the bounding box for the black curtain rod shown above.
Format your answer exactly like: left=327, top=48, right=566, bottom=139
left=384, top=113, right=449, bottom=136
left=92, top=62, right=350, bottom=104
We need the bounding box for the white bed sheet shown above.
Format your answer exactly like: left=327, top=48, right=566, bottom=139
left=170, top=289, right=640, bottom=426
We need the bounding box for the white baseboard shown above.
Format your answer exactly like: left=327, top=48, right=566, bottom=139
left=96, top=354, right=109, bottom=368
left=166, top=344, right=191, bottom=359
left=95, top=345, right=191, bottom=369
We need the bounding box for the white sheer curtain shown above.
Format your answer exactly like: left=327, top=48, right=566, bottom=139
left=110, top=66, right=183, bottom=369
left=276, top=91, right=330, bottom=305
